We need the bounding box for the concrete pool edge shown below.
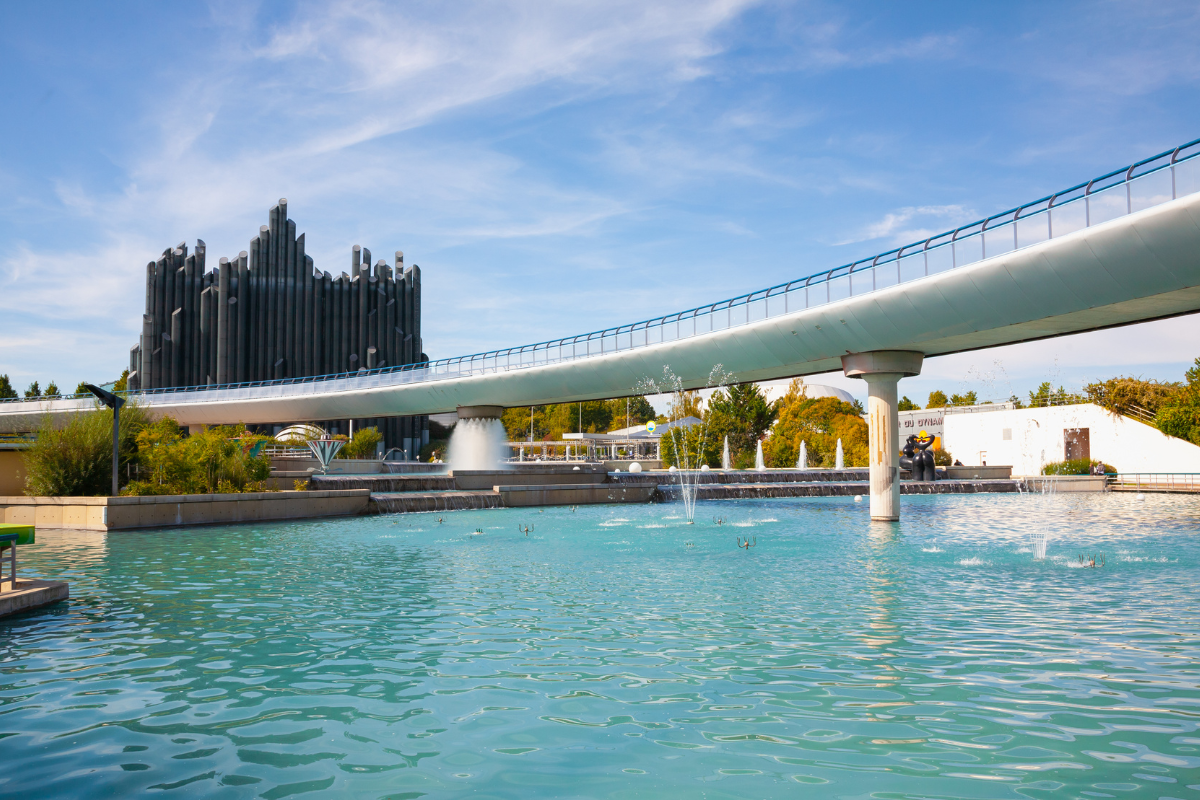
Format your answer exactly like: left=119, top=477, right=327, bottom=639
left=0, top=579, right=68, bottom=618
left=0, top=490, right=370, bottom=531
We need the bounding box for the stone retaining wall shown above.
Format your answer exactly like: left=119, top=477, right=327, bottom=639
left=0, top=490, right=369, bottom=531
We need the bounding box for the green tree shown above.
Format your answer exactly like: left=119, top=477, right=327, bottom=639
left=24, top=381, right=40, bottom=398
left=605, top=396, right=655, bottom=431
left=23, top=402, right=152, bottom=496
left=707, top=383, right=776, bottom=468
left=0, top=375, right=15, bottom=399
left=763, top=380, right=867, bottom=469
left=926, top=390, right=948, bottom=408
left=949, top=390, right=978, bottom=406
left=669, top=390, right=704, bottom=420
left=659, top=421, right=721, bottom=469
left=340, top=426, right=384, bottom=459
left=113, top=369, right=130, bottom=393
left=898, top=396, right=919, bottom=411
left=44, top=381, right=60, bottom=398
left=1154, top=357, right=1200, bottom=445
left=1028, top=382, right=1082, bottom=407
left=74, top=381, right=90, bottom=397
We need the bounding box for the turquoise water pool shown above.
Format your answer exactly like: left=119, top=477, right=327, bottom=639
left=2, top=493, right=1199, bottom=799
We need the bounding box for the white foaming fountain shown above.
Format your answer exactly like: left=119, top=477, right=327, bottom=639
left=448, top=406, right=510, bottom=472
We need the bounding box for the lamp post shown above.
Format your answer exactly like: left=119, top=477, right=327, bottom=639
left=84, top=384, right=125, bottom=496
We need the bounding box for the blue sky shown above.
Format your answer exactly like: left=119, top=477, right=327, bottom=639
left=2, top=0, right=1200, bottom=406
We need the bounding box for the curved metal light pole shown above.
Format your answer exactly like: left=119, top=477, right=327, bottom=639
left=84, top=384, right=125, bottom=496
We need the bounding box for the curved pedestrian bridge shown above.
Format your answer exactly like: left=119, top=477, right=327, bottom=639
left=4, top=141, right=1200, bottom=429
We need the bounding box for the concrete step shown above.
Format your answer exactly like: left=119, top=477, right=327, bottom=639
left=314, top=475, right=456, bottom=492
left=497, top=483, right=657, bottom=507
left=370, top=491, right=501, bottom=513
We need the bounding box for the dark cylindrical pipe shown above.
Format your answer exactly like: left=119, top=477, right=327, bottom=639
left=385, top=298, right=396, bottom=368
left=299, top=237, right=310, bottom=375
left=247, top=240, right=259, bottom=381
left=237, top=251, right=248, bottom=382
left=358, top=270, right=369, bottom=368
left=183, top=255, right=196, bottom=386
left=339, top=275, right=350, bottom=371
left=140, top=313, right=154, bottom=389
left=200, top=286, right=212, bottom=385
left=410, top=264, right=422, bottom=362
left=170, top=310, right=182, bottom=387
left=322, top=272, right=333, bottom=373
left=217, top=257, right=230, bottom=384
left=261, top=224, right=274, bottom=375
left=227, top=296, right=239, bottom=383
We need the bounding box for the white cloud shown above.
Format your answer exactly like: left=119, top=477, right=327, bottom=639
left=834, top=204, right=975, bottom=247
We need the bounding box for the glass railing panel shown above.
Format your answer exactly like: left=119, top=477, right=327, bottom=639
left=1016, top=212, right=1050, bottom=249
left=983, top=225, right=1015, bottom=259
left=746, top=298, right=765, bottom=322
left=1050, top=199, right=1086, bottom=237
left=1087, top=184, right=1128, bottom=226
left=952, top=235, right=982, bottom=268
left=851, top=267, right=874, bottom=295
left=926, top=244, right=953, bottom=275
left=1175, top=158, right=1200, bottom=197
left=877, top=259, right=901, bottom=289
left=828, top=274, right=851, bottom=302
left=898, top=252, right=925, bottom=283
left=1128, top=168, right=1173, bottom=213
left=787, top=286, right=805, bottom=312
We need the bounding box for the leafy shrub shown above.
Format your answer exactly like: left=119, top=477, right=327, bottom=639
left=1042, top=459, right=1113, bottom=475
left=123, top=419, right=271, bottom=495
left=1155, top=401, right=1200, bottom=445
left=23, top=403, right=151, bottom=496
left=932, top=448, right=954, bottom=467
left=1085, top=375, right=1180, bottom=417
left=338, top=426, right=383, bottom=459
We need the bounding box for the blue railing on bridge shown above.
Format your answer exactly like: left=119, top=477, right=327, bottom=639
left=8, top=137, right=1200, bottom=404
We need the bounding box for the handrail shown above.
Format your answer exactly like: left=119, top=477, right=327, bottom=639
left=5, top=136, right=1200, bottom=406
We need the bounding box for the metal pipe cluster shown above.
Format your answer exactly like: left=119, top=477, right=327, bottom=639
left=127, top=199, right=430, bottom=457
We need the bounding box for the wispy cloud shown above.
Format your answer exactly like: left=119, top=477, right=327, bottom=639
left=834, top=205, right=975, bottom=247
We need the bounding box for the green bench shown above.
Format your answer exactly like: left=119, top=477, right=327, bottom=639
left=0, top=524, right=34, bottom=589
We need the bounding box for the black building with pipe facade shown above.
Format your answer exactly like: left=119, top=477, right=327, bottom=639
left=128, top=199, right=429, bottom=457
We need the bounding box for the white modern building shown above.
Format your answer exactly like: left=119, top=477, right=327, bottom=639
left=933, top=402, right=1200, bottom=475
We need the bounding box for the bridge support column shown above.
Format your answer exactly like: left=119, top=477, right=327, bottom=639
left=842, top=351, right=923, bottom=522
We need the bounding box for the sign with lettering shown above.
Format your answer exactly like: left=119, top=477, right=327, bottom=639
left=898, top=409, right=944, bottom=449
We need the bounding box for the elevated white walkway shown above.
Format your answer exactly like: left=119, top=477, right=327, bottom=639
left=4, top=143, right=1200, bottom=430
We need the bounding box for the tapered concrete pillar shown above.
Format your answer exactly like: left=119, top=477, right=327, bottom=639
left=842, top=351, right=923, bottom=521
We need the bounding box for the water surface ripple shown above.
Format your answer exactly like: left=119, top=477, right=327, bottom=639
left=2, top=493, right=1199, bottom=798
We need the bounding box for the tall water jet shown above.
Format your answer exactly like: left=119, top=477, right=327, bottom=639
left=448, top=405, right=509, bottom=471
left=638, top=364, right=731, bottom=523
left=835, top=439, right=844, bottom=470
left=755, top=440, right=765, bottom=471
left=797, top=440, right=807, bottom=469
left=722, top=436, right=731, bottom=470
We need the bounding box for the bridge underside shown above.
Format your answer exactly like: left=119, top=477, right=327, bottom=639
left=4, top=191, right=1200, bottom=431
